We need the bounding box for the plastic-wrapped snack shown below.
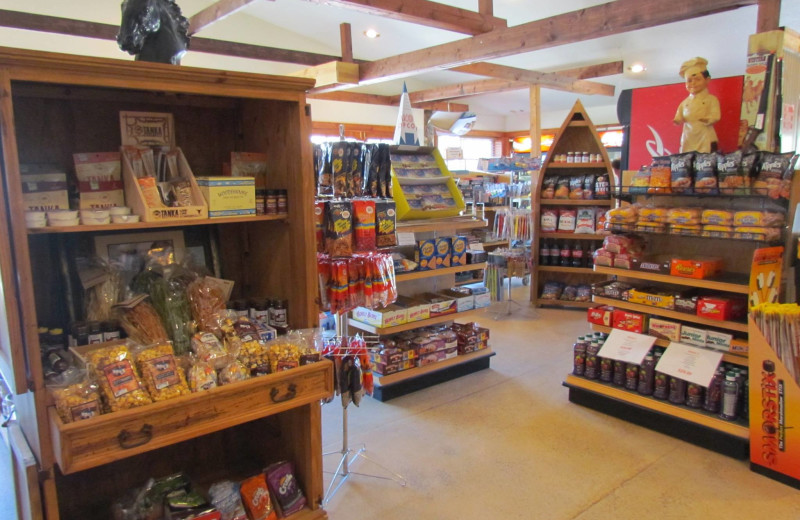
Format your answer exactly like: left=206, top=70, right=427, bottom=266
left=717, top=150, right=746, bottom=195
left=265, top=461, right=307, bottom=518
left=540, top=281, right=564, bottom=300
left=132, top=342, right=190, bottom=402
left=187, top=357, right=218, bottom=392
left=191, top=331, right=230, bottom=369
left=325, top=200, right=354, bottom=257
left=561, top=285, right=578, bottom=301
left=648, top=156, right=671, bottom=194
left=218, top=360, right=250, bottom=385
left=582, top=174, right=595, bottom=200
left=575, top=285, right=592, bottom=303
left=209, top=480, right=248, bottom=520
left=267, top=338, right=301, bottom=372
left=693, top=152, right=718, bottom=194
left=48, top=369, right=103, bottom=423
left=239, top=473, right=276, bottom=520
left=147, top=273, right=194, bottom=354
left=670, top=152, right=695, bottom=194
left=233, top=317, right=271, bottom=376
left=541, top=176, right=556, bottom=199
left=554, top=176, right=570, bottom=199
left=187, top=276, right=227, bottom=334
left=754, top=152, right=796, bottom=199
left=569, top=176, right=583, bottom=199
left=629, top=167, right=651, bottom=194
left=117, top=300, right=169, bottom=346
left=86, top=342, right=152, bottom=412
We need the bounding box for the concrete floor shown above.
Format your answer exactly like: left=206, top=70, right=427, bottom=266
left=321, top=287, right=800, bottom=520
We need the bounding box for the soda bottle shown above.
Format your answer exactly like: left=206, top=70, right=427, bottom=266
left=540, top=240, right=550, bottom=266
left=585, top=341, right=600, bottom=380
left=573, top=336, right=587, bottom=376
left=571, top=241, right=583, bottom=268
left=624, top=363, right=639, bottom=390
left=720, top=372, right=739, bottom=421
left=560, top=242, right=571, bottom=267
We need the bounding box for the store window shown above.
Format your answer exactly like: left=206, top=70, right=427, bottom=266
left=437, top=135, right=495, bottom=171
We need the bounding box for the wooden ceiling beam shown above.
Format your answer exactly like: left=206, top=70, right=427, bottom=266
left=450, top=62, right=615, bottom=95
left=187, top=0, right=266, bottom=35
left=340, top=23, right=354, bottom=63
left=357, top=0, right=757, bottom=85
left=306, top=91, right=468, bottom=111
left=757, top=0, right=781, bottom=32
left=299, top=0, right=506, bottom=35
left=557, top=60, right=624, bottom=79
left=289, top=60, right=359, bottom=87
left=408, top=78, right=526, bottom=103
left=0, top=9, right=363, bottom=66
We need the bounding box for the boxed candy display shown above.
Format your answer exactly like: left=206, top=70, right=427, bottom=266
left=394, top=296, right=431, bottom=322
left=648, top=318, right=681, bottom=342
left=697, top=296, right=746, bottom=321
left=612, top=309, right=648, bottom=333
left=20, top=164, right=70, bottom=211
left=438, top=288, right=475, bottom=312
left=352, top=305, right=407, bottom=328
left=705, top=330, right=733, bottom=352
left=587, top=305, right=614, bottom=327
left=420, top=293, right=457, bottom=317
left=680, top=325, right=707, bottom=347
left=670, top=257, right=722, bottom=279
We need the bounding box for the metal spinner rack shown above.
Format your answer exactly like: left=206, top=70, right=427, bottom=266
left=322, top=314, right=407, bottom=505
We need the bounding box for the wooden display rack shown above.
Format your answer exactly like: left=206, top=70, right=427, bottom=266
left=0, top=47, right=328, bottom=519
left=531, top=100, right=615, bottom=307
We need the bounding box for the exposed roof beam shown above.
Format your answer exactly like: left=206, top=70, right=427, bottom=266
left=356, top=0, right=757, bottom=86
left=290, top=61, right=359, bottom=88
left=478, top=0, right=493, bottom=17
left=188, top=0, right=266, bottom=35
left=408, top=78, right=527, bottom=103
left=757, top=0, right=781, bottom=32
left=450, top=62, right=615, bottom=96
left=0, top=9, right=363, bottom=66
left=299, top=0, right=506, bottom=35
left=340, top=23, right=353, bottom=63
left=558, top=60, right=624, bottom=79
left=307, top=91, right=468, bottom=111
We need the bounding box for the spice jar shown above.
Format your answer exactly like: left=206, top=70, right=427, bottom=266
left=102, top=320, right=121, bottom=342
left=252, top=298, right=269, bottom=324
left=566, top=152, right=575, bottom=163
left=87, top=321, right=103, bottom=344
left=255, top=188, right=267, bottom=215
left=72, top=322, right=89, bottom=347
left=277, top=189, right=288, bottom=215
left=269, top=299, right=288, bottom=333
left=265, top=190, right=278, bottom=215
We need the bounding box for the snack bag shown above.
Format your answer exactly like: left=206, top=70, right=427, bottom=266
left=187, top=357, right=218, bottom=392
left=693, top=152, right=718, bottom=194
left=218, top=360, right=250, bottom=385
left=86, top=341, right=152, bottom=412
left=541, top=176, right=556, bottom=199
left=554, top=176, right=570, bottom=199
left=239, top=474, right=277, bottom=520
left=325, top=200, right=354, bottom=257
left=48, top=369, right=103, bottom=423
left=267, top=338, right=301, bottom=372
left=648, top=156, right=671, bottom=194
left=265, top=461, right=307, bottom=518
left=568, top=176, right=583, bottom=199
left=116, top=300, right=169, bottom=346
left=754, top=152, right=796, bottom=199
left=132, top=342, right=191, bottom=402
left=209, top=480, right=248, bottom=520
left=187, top=276, right=227, bottom=334
left=670, top=152, right=695, bottom=194
left=352, top=199, right=376, bottom=252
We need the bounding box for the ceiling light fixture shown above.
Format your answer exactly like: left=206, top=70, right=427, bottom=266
left=628, top=63, right=647, bottom=73
left=364, top=28, right=380, bottom=39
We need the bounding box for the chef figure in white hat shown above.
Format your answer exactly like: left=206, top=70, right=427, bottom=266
left=673, top=57, right=720, bottom=153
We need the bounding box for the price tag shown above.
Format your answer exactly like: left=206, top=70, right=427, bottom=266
left=655, top=342, right=722, bottom=387
left=397, top=232, right=416, bottom=246
left=596, top=329, right=655, bottom=364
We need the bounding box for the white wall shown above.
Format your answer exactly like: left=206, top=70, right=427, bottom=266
left=504, top=104, right=619, bottom=133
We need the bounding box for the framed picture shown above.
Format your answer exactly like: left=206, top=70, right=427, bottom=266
left=94, top=231, right=186, bottom=287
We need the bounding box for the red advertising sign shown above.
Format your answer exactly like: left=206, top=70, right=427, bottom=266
left=628, top=76, right=743, bottom=170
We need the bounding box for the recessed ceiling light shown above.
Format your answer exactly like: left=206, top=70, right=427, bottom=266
left=628, top=63, right=647, bottom=73
left=364, top=28, right=380, bottom=39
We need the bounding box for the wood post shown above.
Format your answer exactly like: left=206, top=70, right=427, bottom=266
left=757, top=0, right=781, bottom=33
left=529, top=85, right=541, bottom=158
left=340, top=22, right=354, bottom=62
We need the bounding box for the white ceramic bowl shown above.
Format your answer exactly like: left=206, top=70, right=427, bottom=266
left=81, top=216, right=111, bottom=225
left=25, top=211, right=46, bottom=224
left=108, top=206, right=131, bottom=216
left=49, top=218, right=80, bottom=227
left=47, top=210, right=79, bottom=222
left=111, top=214, right=140, bottom=224
left=80, top=209, right=110, bottom=220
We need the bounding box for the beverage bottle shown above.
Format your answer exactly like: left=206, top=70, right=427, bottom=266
left=704, top=368, right=724, bottom=413
left=571, top=241, right=583, bottom=268
left=720, top=372, right=739, bottom=421
left=668, top=377, right=687, bottom=404
left=612, top=359, right=626, bottom=386
left=599, top=356, right=613, bottom=382
left=560, top=242, right=571, bottom=267
left=585, top=341, right=600, bottom=380
left=549, top=241, right=560, bottom=267
left=652, top=350, right=668, bottom=399
left=540, top=240, right=550, bottom=266
left=624, top=363, right=639, bottom=390
left=637, top=353, right=655, bottom=395
left=686, top=382, right=705, bottom=408
left=573, top=336, right=587, bottom=376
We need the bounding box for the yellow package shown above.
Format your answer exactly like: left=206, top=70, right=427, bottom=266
left=733, top=211, right=785, bottom=227
left=639, top=207, right=667, bottom=223
left=50, top=372, right=103, bottom=423
left=733, top=226, right=782, bottom=242
left=86, top=342, right=152, bottom=412
left=635, top=221, right=667, bottom=232
left=666, top=207, right=702, bottom=225
left=701, top=209, right=733, bottom=226
left=670, top=224, right=702, bottom=235
left=134, top=342, right=191, bottom=402
left=606, top=206, right=638, bottom=223
left=701, top=225, right=734, bottom=238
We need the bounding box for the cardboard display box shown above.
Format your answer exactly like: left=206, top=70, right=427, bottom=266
left=196, top=176, right=256, bottom=218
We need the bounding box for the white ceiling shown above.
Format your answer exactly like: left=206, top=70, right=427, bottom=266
left=0, top=0, right=799, bottom=129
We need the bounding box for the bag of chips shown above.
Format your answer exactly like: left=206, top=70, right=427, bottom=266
left=670, top=152, right=695, bottom=194
left=86, top=341, right=152, bottom=412
left=693, top=152, right=718, bottom=194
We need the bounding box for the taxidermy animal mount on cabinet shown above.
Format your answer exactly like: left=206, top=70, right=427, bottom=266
left=117, top=0, right=190, bottom=65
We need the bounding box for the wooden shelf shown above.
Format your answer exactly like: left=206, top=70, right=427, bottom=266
left=537, top=300, right=594, bottom=309
left=567, top=121, right=590, bottom=127
left=349, top=309, right=482, bottom=335
left=593, top=266, right=750, bottom=294
left=545, top=162, right=608, bottom=169
left=537, top=266, right=598, bottom=274
left=539, top=199, right=613, bottom=206
left=541, top=232, right=606, bottom=240
left=564, top=375, right=749, bottom=439
left=396, top=217, right=487, bottom=233
left=592, top=296, right=748, bottom=333
left=376, top=348, right=494, bottom=387
left=588, top=324, right=748, bottom=366
left=395, top=262, right=486, bottom=282
left=26, top=214, right=288, bottom=234
left=455, top=278, right=484, bottom=286
left=481, top=239, right=509, bottom=247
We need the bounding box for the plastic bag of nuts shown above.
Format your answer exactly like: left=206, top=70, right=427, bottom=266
left=132, top=342, right=191, bottom=402
left=86, top=341, right=152, bottom=412
left=266, top=338, right=301, bottom=372
left=47, top=368, right=103, bottom=423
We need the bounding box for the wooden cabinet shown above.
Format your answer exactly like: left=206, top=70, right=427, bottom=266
left=531, top=100, right=615, bottom=308
left=0, top=47, right=331, bottom=519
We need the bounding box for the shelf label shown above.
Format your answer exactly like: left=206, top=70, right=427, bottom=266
left=397, top=232, right=416, bottom=246
left=655, top=342, right=722, bottom=387
left=597, top=329, right=655, bottom=365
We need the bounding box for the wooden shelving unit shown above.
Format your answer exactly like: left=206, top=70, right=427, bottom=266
left=0, top=48, right=329, bottom=519
left=26, top=214, right=288, bottom=234
left=395, top=262, right=487, bottom=282
left=531, top=100, right=616, bottom=308
left=591, top=296, right=748, bottom=333
left=588, top=324, right=748, bottom=366
left=593, top=266, right=749, bottom=294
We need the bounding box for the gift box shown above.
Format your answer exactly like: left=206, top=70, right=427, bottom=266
left=670, top=257, right=723, bottom=279
left=196, top=176, right=255, bottom=218
left=697, top=296, right=746, bottom=321
left=20, top=164, right=70, bottom=211
left=587, top=305, right=614, bottom=327
left=612, top=309, right=648, bottom=333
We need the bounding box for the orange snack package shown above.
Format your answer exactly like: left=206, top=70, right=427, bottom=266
left=239, top=473, right=277, bottom=520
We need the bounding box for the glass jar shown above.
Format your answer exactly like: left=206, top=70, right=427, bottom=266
left=277, top=190, right=288, bottom=215
left=266, top=190, right=278, bottom=215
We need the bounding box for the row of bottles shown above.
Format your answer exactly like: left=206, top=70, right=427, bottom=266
left=539, top=240, right=601, bottom=268
left=573, top=334, right=748, bottom=422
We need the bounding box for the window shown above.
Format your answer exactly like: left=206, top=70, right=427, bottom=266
left=437, top=135, right=495, bottom=171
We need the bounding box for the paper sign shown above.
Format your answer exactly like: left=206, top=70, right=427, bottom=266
left=596, top=328, right=656, bottom=364
left=655, top=342, right=722, bottom=387
left=446, top=147, right=464, bottom=160
left=397, top=232, right=416, bottom=246
left=471, top=243, right=485, bottom=251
